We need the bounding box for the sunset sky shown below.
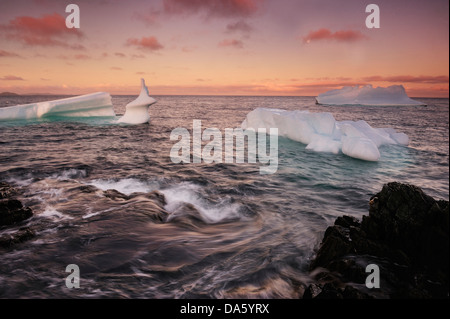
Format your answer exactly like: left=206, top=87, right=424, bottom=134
left=0, top=0, right=448, bottom=97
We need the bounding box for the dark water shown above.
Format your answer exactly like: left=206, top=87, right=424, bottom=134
left=0, top=95, right=448, bottom=298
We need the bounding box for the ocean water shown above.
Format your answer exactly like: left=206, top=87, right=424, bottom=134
left=0, top=95, right=448, bottom=298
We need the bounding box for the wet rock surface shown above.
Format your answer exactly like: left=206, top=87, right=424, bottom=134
left=0, top=198, right=33, bottom=226
left=0, top=182, right=33, bottom=227
left=0, top=227, right=36, bottom=248
left=0, top=182, right=35, bottom=248
left=306, top=182, right=449, bottom=299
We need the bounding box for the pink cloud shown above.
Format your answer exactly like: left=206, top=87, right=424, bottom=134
left=303, top=28, right=367, bottom=43
left=1, top=75, right=25, bottom=81
left=0, top=13, right=84, bottom=49
left=74, top=54, right=90, bottom=60
left=111, top=67, right=122, bottom=71
left=226, top=20, right=253, bottom=34
left=0, top=50, right=22, bottom=58
left=163, top=0, right=260, bottom=18
left=362, top=75, right=449, bottom=84
left=135, top=0, right=261, bottom=27
left=218, top=38, right=244, bottom=49
left=134, top=7, right=162, bottom=26
left=127, top=36, right=164, bottom=52
left=115, top=52, right=127, bottom=58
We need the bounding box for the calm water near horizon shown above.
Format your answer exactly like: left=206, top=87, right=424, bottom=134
left=0, top=95, right=448, bottom=298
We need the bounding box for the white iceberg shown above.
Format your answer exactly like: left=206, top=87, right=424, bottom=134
left=117, top=79, right=157, bottom=124
left=241, top=108, right=409, bottom=161
left=316, top=84, right=425, bottom=106
left=0, top=79, right=156, bottom=124
left=0, top=92, right=115, bottom=121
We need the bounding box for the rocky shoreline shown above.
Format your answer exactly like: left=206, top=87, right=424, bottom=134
left=305, top=182, right=449, bottom=299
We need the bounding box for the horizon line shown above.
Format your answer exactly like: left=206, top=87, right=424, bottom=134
left=0, top=92, right=448, bottom=99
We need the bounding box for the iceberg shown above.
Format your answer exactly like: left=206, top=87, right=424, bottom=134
left=0, top=79, right=156, bottom=124
left=241, top=108, right=409, bottom=161
left=0, top=92, right=115, bottom=121
left=117, top=79, right=157, bottom=124
left=315, top=84, right=425, bottom=106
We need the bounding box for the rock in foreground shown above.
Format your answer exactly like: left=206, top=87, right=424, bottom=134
left=0, top=199, right=33, bottom=226
left=0, top=182, right=35, bottom=249
left=0, top=182, right=33, bottom=227
left=307, top=182, right=449, bottom=299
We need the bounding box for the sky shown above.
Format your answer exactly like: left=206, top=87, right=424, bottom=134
left=0, top=0, right=448, bottom=97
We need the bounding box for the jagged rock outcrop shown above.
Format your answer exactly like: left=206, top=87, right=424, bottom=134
left=0, top=182, right=33, bottom=227
left=0, top=182, right=35, bottom=248
left=306, top=182, right=449, bottom=299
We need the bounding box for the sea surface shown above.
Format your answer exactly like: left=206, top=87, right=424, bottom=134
left=0, top=95, right=448, bottom=298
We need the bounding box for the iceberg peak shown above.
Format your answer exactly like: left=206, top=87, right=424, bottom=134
left=118, top=78, right=157, bottom=124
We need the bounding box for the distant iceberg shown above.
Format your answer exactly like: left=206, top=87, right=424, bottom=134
left=242, top=108, right=409, bottom=161
left=0, top=79, right=156, bottom=124
left=315, top=84, right=425, bottom=106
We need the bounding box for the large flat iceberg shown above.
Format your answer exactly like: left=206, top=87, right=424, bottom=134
left=0, top=79, right=156, bottom=124
left=316, top=84, right=425, bottom=106
left=241, top=108, right=409, bottom=161
left=0, top=92, right=115, bottom=121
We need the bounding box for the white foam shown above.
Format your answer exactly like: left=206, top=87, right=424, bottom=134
left=86, top=178, right=244, bottom=223
left=87, top=178, right=158, bottom=195
left=160, top=182, right=242, bottom=223
left=6, top=176, right=34, bottom=187
left=39, top=207, right=73, bottom=221
left=316, top=84, right=425, bottom=106
left=82, top=207, right=117, bottom=219
left=242, top=108, right=409, bottom=161
left=50, top=169, right=88, bottom=181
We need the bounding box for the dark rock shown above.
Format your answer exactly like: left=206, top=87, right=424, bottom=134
left=309, top=182, right=449, bottom=299
left=327, top=258, right=367, bottom=283
left=0, top=183, right=35, bottom=249
left=363, top=182, right=449, bottom=272
left=0, top=182, right=18, bottom=199
left=303, top=283, right=323, bottom=299
left=310, top=225, right=354, bottom=269
left=303, top=283, right=373, bottom=299
left=315, top=283, right=343, bottom=299
left=104, top=189, right=130, bottom=201
left=335, top=215, right=360, bottom=228
left=0, top=199, right=33, bottom=226
left=0, top=227, right=35, bottom=248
